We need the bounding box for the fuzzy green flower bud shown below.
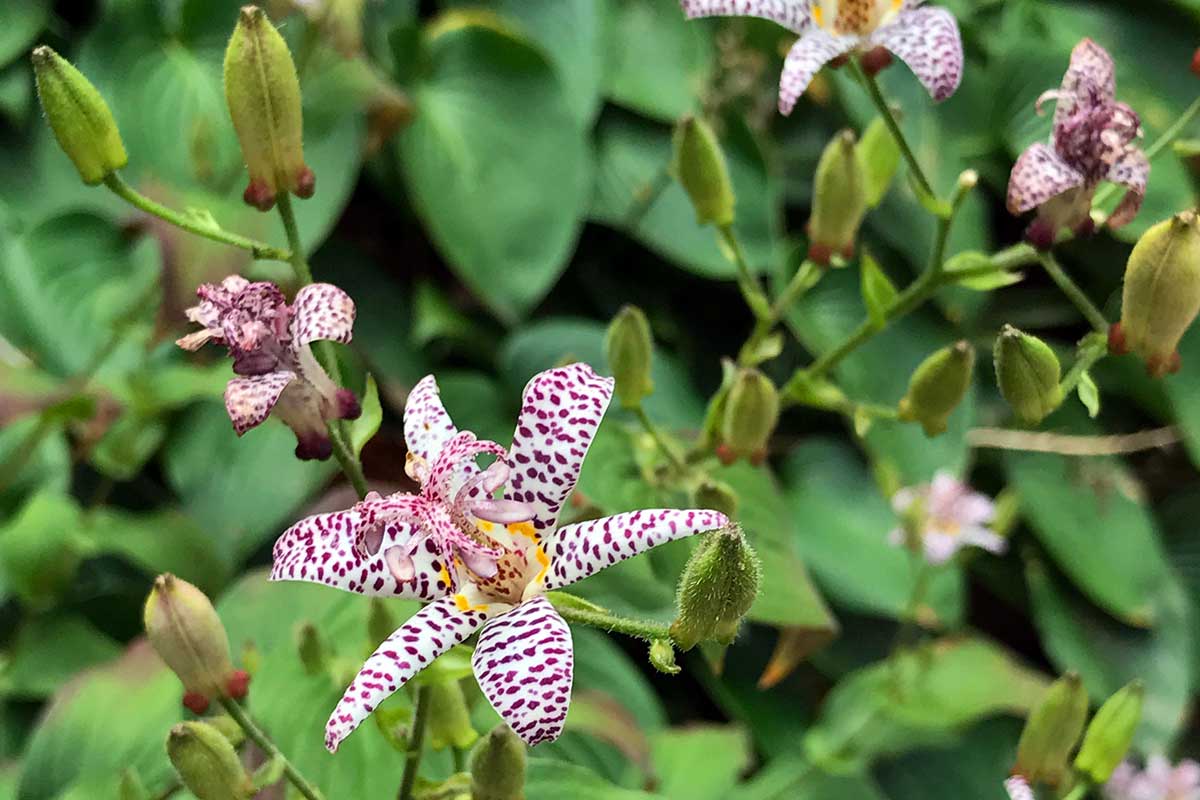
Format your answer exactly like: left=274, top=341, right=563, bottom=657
left=143, top=574, right=234, bottom=701
left=1117, top=211, right=1200, bottom=377
left=31, top=46, right=127, bottom=185
left=1013, top=671, right=1089, bottom=787
left=470, top=725, right=527, bottom=800
left=428, top=680, right=479, bottom=751
left=649, top=638, right=681, bottom=675
left=166, top=722, right=254, bottom=800
left=672, top=115, right=735, bottom=228
left=808, top=129, right=868, bottom=266
left=994, top=325, right=1063, bottom=425
left=692, top=479, right=738, bottom=520
left=897, top=341, right=975, bottom=437
left=605, top=305, right=654, bottom=409
left=720, top=367, right=779, bottom=464
left=1074, top=680, right=1144, bottom=784
left=224, top=6, right=314, bottom=211
left=671, top=526, right=761, bottom=651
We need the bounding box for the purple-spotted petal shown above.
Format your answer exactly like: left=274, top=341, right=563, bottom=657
left=542, top=509, right=729, bottom=591
left=325, top=596, right=490, bottom=752
left=404, top=375, right=459, bottom=466
left=270, top=502, right=456, bottom=601
left=1105, top=148, right=1149, bottom=229
left=1006, top=142, right=1086, bottom=216
left=679, top=0, right=813, bottom=33
left=1053, top=38, right=1116, bottom=131
left=429, top=431, right=507, bottom=500
left=778, top=29, right=858, bottom=116
left=504, top=364, right=614, bottom=534
left=291, top=283, right=356, bottom=347
left=224, top=370, right=294, bottom=435
left=471, top=597, right=573, bottom=746
left=869, top=6, right=963, bottom=102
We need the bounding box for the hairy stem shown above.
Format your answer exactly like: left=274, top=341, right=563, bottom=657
left=550, top=597, right=673, bottom=643
left=398, top=685, right=431, bottom=800
left=218, top=697, right=325, bottom=800
left=718, top=224, right=771, bottom=321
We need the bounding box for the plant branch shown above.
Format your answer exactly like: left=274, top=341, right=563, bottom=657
left=852, top=64, right=936, bottom=202
left=634, top=406, right=687, bottom=472
left=967, top=426, right=1180, bottom=456
left=1037, top=252, right=1109, bottom=333
left=718, top=224, right=771, bottom=321
left=398, top=685, right=431, bottom=800
left=218, top=697, right=325, bottom=800
left=550, top=597, right=673, bottom=643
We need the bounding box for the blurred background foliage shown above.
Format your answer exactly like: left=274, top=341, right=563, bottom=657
left=0, top=0, right=1199, bottom=797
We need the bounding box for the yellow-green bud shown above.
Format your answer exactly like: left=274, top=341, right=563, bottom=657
left=808, top=129, right=868, bottom=266
left=994, top=325, right=1063, bottom=425
left=1118, top=211, right=1200, bottom=378
left=670, top=526, right=760, bottom=651
left=720, top=367, right=780, bottom=463
left=605, top=305, right=654, bottom=409
left=167, top=722, right=253, bottom=800
left=1013, top=672, right=1088, bottom=787
left=119, top=769, right=149, bottom=800
left=427, top=680, right=479, bottom=751
left=897, top=341, right=975, bottom=437
left=223, top=6, right=313, bottom=211
left=858, top=116, right=901, bottom=208
left=295, top=621, right=327, bottom=676
left=649, top=639, right=680, bottom=675
left=692, top=479, right=738, bottom=520
left=469, top=725, right=527, bottom=800
left=143, top=574, right=234, bottom=699
left=31, top=46, right=127, bottom=185
left=671, top=115, right=735, bottom=227
left=1074, top=680, right=1144, bottom=784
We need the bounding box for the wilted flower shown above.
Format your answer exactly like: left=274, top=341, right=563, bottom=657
left=1007, top=39, right=1148, bottom=248
left=680, top=0, right=964, bottom=115
left=177, top=275, right=360, bottom=460
left=1106, top=756, right=1200, bottom=800
left=271, top=364, right=729, bottom=749
left=888, top=471, right=1003, bottom=565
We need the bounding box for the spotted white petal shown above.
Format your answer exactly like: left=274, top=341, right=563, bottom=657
left=679, top=0, right=813, bottom=32
left=778, top=28, right=859, bottom=116
left=869, top=6, right=963, bottom=102
left=1105, top=148, right=1149, bottom=229
left=1006, top=142, right=1086, bottom=216
left=224, top=370, right=295, bottom=435
left=404, top=375, right=460, bottom=465
left=291, top=283, right=356, bottom=347
left=1053, top=38, right=1116, bottom=131
left=471, top=596, right=573, bottom=746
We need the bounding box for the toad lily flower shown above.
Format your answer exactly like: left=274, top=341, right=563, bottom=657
left=680, top=0, right=964, bottom=114
left=887, top=471, right=1004, bottom=565
left=177, top=275, right=360, bottom=460
left=1007, top=39, right=1148, bottom=249
left=1105, top=757, right=1200, bottom=800
left=271, top=363, right=729, bottom=750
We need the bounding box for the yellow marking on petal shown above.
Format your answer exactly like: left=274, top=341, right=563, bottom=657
left=533, top=544, right=551, bottom=585
left=891, top=0, right=901, bottom=9
left=438, top=565, right=452, bottom=587
left=478, top=520, right=495, bottom=533
left=812, top=5, right=824, bottom=27
left=507, top=521, right=538, bottom=543
left=453, top=593, right=490, bottom=613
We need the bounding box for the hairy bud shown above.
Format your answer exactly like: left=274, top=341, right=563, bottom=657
left=1074, top=680, right=1144, bottom=784
left=649, top=638, right=681, bottom=675
left=898, top=341, right=975, bottom=437
left=808, top=129, right=868, bottom=265
left=720, top=368, right=780, bottom=464
left=605, top=305, right=655, bottom=409
left=470, top=725, right=527, bottom=800
left=994, top=325, right=1063, bottom=425
left=692, top=479, right=739, bottom=520
left=1013, top=672, right=1089, bottom=787
left=144, top=574, right=234, bottom=701
left=672, top=115, right=735, bottom=227
left=428, top=680, right=479, bottom=751
left=166, top=722, right=254, bottom=800
left=671, top=526, right=761, bottom=650
left=31, top=46, right=127, bottom=185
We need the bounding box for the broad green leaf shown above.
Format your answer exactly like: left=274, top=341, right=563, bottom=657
left=84, top=507, right=230, bottom=593
left=730, top=756, right=888, bottom=800
left=0, top=491, right=85, bottom=610
left=859, top=251, right=897, bottom=328
left=0, top=0, right=47, bottom=68
left=874, top=717, right=1023, bottom=800
left=525, top=761, right=664, bottom=800
left=651, top=725, right=751, bottom=800
left=348, top=375, right=382, bottom=458
left=0, top=614, right=120, bottom=699
left=435, top=371, right=518, bottom=447
left=1163, top=325, right=1200, bottom=469
left=0, top=416, right=68, bottom=517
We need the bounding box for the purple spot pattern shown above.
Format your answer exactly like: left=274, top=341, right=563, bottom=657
left=404, top=375, right=460, bottom=466
left=225, top=370, right=296, bottom=434
left=291, top=283, right=355, bottom=347
left=504, top=363, right=614, bottom=533
left=270, top=502, right=454, bottom=601
left=543, top=509, right=730, bottom=591
left=471, top=597, right=573, bottom=746
left=867, top=6, right=963, bottom=103
left=680, top=0, right=812, bottom=32
left=1006, top=143, right=1085, bottom=215
left=779, top=29, right=859, bottom=115
left=324, top=596, right=488, bottom=752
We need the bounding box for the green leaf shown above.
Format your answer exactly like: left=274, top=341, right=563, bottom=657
left=525, top=761, right=664, bottom=800
left=651, top=725, right=752, bottom=800
left=859, top=251, right=898, bottom=329
left=0, top=613, right=120, bottom=699
left=83, top=507, right=230, bottom=593
left=397, top=24, right=590, bottom=322
left=0, top=491, right=85, bottom=610
left=874, top=717, right=1023, bottom=800
left=349, top=375, right=382, bottom=458
left=0, top=0, right=48, bottom=68
left=1077, top=371, right=1100, bottom=418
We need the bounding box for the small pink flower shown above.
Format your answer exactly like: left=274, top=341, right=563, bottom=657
left=272, top=363, right=729, bottom=750
left=681, top=0, right=964, bottom=115
left=177, top=275, right=360, bottom=460
left=1004, top=775, right=1035, bottom=800
left=1007, top=39, right=1148, bottom=249
left=1106, top=756, right=1200, bottom=800
left=888, top=471, right=1003, bottom=565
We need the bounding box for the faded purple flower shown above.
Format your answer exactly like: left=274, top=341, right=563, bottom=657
left=888, top=470, right=1003, bottom=565
left=177, top=275, right=360, bottom=460
left=1106, top=756, right=1200, bottom=800
left=271, top=363, right=729, bottom=750
left=1007, top=39, right=1149, bottom=249
left=680, top=0, right=964, bottom=114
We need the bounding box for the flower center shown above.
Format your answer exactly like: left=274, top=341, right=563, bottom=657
left=459, top=521, right=550, bottom=606
left=814, top=0, right=903, bottom=36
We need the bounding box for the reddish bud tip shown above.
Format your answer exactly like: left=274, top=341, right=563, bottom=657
left=293, top=166, right=315, bottom=199
left=335, top=388, right=361, bottom=421
left=183, top=691, right=211, bottom=715
left=1108, top=322, right=1128, bottom=355
left=840, top=243, right=855, bottom=261
left=226, top=669, right=251, bottom=700
left=1074, top=216, right=1096, bottom=239
left=715, top=443, right=737, bottom=466
left=860, top=47, right=893, bottom=78
left=1168, top=351, right=1183, bottom=375
left=242, top=179, right=276, bottom=211
left=807, top=241, right=833, bottom=267
left=829, top=54, right=850, bottom=70
left=1192, top=48, right=1200, bottom=78
left=1025, top=218, right=1055, bottom=252
left=749, top=448, right=767, bottom=467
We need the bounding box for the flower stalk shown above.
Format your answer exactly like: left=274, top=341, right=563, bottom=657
left=217, top=697, right=325, bottom=800
left=398, top=685, right=430, bottom=800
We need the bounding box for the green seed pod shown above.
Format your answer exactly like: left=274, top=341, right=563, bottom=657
left=1119, top=211, right=1200, bottom=377
left=1013, top=672, right=1089, bottom=787
left=720, top=367, right=780, bottom=462
left=469, top=725, right=527, bottom=800
left=897, top=341, right=975, bottom=437
left=605, top=305, right=655, bottom=409
left=167, top=722, right=254, bottom=800
left=224, top=6, right=313, bottom=210
left=672, top=115, right=735, bottom=228
left=649, top=639, right=680, bottom=675
left=858, top=116, right=901, bottom=208
left=994, top=325, right=1063, bottom=425
left=671, top=526, right=761, bottom=651
left=427, top=680, right=479, bottom=751
left=808, top=129, right=868, bottom=265
left=143, top=574, right=234, bottom=699
left=692, top=479, right=739, bottom=520
left=31, top=46, right=127, bottom=185
left=1074, top=680, right=1144, bottom=784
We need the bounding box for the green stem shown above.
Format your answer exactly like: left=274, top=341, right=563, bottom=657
left=330, top=427, right=371, bottom=499
left=103, top=173, right=290, bottom=262
left=451, top=746, right=466, bottom=773
left=218, top=698, right=325, bottom=800
left=1059, top=334, right=1109, bottom=396
left=634, top=406, right=687, bottom=472
left=718, top=224, right=771, bottom=321
left=275, top=193, right=316, bottom=286
left=852, top=64, right=936, bottom=202
left=1093, top=94, right=1200, bottom=211
left=1062, top=782, right=1091, bottom=800
left=1037, top=253, right=1109, bottom=333
left=398, top=686, right=431, bottom=800
left=739, top=260, right=823, bottom=366
left=550, top=598, right=673, bottom=643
